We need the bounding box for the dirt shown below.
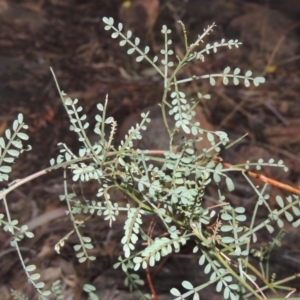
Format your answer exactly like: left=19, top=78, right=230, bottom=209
left=0, top=0, right=300, bottom=299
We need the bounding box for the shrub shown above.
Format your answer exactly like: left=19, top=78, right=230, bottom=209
left=1, top=16, right=299, bottom=300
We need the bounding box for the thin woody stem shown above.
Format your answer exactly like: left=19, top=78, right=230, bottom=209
left=214, top=157, right=300, bottom=196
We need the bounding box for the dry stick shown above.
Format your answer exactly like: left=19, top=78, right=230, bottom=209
left=145, top=210, right=159, bottom=300
left=216, top=158, right=300, bottom=196
left=0, top=169, right=47, bottom=201
left=146, top=261, right=158, bottom=300
left=152, top=254, right=171, bottom=279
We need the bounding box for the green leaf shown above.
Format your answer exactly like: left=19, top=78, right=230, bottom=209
left=234, top=68, right=240, bottom=75
left=80, top=114, right=87, bottom=121
left=193, top=293, right=200, bottom=300
left=26, top=265, right=36, bottom=272
left=292, top=206, right=300, bottom=216
left=210, top=271, right=217, bottom=281
left=222, top=236, right=235, bottom=243
left=105, top=117, right=113, bottom=124
left=170, top=288, right=181, bottom=296
left=5, top=129, right=11, bottom=139
left=0, top=165, right=11, bottom=173
left=64, top=98, right=73, bottom=105
left=204, top=263, right=211, bottom=274
left=134, top=37, right=140, bottom=46
left=7, top=149, right=19, bottom=157
left=82, top=236, right=91, bottom=243
left=207, top=132, right=214, bottom=142
left=13, top=120, right=18, bottom=131
left=42, top=290, right=51, bottom=296
left=244, top=78, right=250, bottom=87
left=199, top=254, right=206, bottom=265
left=25, top=231, right=34, bottom=238
left=141, top=46, right=149, bottom=55
left=35, top=282, right=45, bottom=289
left=83, top=283, right=96, bottom=292
left=284, top=211, right=293, bottom=222
left=12, top=140, right=22, bottom=149
left=221, top=225, right=233, bottom=232
left=181, top=124, right=191, bottom=134
left=84, top=243, right=93, bottom=250
left=233, top=77, right=239, bottom=85
left=266, top=224, right=274, bottom=233
left=213, top=172, right=221, bottom=183
left=0, top=137, right=5, bottom=148
left=209, top=76, right=216, bottom=86
left=97, top=103, right=103, bottom=111
left=252, top=232, right=257, bottom=243
left=224, top=276, right=232, bottom=282
left=127, top=48, right=135, bottom=55
left=292, top=219, right=300, bottom=227
left=221, top=213, right=232, bottom=221
left=245, top=70, right=252, bottom=77
left=18, top=113, right=24, bottom=124
left=102, top=16, right=114, bottom=26
left=234, top=207, right=245, bottom=213
left=111, top=32, right=119, bottom=38
left=223, top=286, right=230, bottom=299
left=276, top=195, right=284, bottom=208
left=182, top=280, right=193, bottom=290
left=216, top=280, right=223, bottom=292
left=74, top=244, right=82, bottom=251
left=136, top=55, right=144, bottom=62
left=277, top=218, right=284, bottom=228
left=76, top=252, right=85, bottom=258
left=225, top=177, right=234, bottom=191
left=120, top=39, right=127, bottom=46
left=30, top=273, right=41, bottom=281
left=3, top=157, right=14, bottom=163
left=223, top=67, right=230, bottom=74
left=253, top=76, right=265, bottom=86
left=79, top=257, right=87, bottom=263
left=223, top=76, right=229, bottom=85
left=235, top=215, right=246, bottom=222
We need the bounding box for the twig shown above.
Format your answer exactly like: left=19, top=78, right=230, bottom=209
left=146, top=261, right=158, bottom=300
left=145, top=209, right=158, bottom=300
left=215, top=157, right=300, bottom=196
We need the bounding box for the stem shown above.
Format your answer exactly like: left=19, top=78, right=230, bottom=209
left=2, top=197, right=47, bottom=299
left=191, top=222, right=263, bottom=299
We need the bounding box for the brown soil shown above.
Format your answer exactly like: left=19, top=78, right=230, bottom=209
left=1, top=0, right=300, bottom=299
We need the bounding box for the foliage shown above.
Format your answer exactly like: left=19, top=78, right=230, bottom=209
left=0, top=16, right=299, bottom=300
